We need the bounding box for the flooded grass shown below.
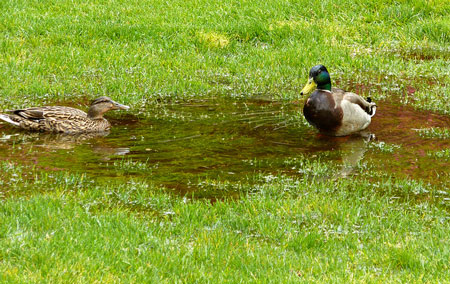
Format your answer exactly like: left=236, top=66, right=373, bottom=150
left=429, top=149, right=450, bottom=160
left=416, top=127, right=450, bottom=140
left=1, top=99, right=449, bottom=197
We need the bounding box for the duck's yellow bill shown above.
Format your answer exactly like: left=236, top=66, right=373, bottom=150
left=300, top=78, right=317, bottom=96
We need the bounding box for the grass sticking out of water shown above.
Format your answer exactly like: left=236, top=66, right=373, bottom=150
left=428, top=149, right=450, bottom=160
left=111, top=158, right=155, bottom=173
left=411, top=85, right=450, bottom=115
left=416, top=127, right=450, bottom=139
left=368, top=141, right=401, bottom=153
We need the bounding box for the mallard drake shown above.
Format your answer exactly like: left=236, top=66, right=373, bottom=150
left=300, top=65, right=376, bottom=136
left=0, top=96, right=129, bottom=133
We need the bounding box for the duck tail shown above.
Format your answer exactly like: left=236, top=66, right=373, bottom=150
left=365, top=97, right=376, bottom=117
left=0, top=114, right=20, bottom=126
left=369, top=105, right=376, bottom=117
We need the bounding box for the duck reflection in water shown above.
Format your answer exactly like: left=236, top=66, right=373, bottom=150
left=313, top=133, right=374, bottom=178
left=0, top=130, right=130, bottom=158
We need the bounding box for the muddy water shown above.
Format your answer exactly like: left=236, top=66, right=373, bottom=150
left=0, top=99, right=449, bottom=196
left=369, top=102, right=450, bottom=182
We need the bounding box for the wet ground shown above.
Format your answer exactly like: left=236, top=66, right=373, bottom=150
left=0, top=99, right=449, bottom=197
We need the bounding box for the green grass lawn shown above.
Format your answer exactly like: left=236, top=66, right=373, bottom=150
left=1, top=162, right=450, bottom=283
left=1, top=0, right=449, bottom=112
left=1, top=0, right=450, bottom=282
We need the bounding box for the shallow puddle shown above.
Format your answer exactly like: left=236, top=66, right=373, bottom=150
left=0, top=99, right=449, bottom=197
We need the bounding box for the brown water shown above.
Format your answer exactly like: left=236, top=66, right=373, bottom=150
left=0, top=99, right=449, bottom=197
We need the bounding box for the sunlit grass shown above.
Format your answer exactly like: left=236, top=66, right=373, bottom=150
left=0, top=0, right=449, bottom=113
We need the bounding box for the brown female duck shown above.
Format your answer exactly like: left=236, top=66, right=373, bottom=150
left=0, top=96, right=129, bottom=133
left=300, top=65, right=376, bottom=136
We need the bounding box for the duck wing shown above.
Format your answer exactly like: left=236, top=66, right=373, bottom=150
left=8, top=106, right=87, bottom=121
left=341, top=91, right=376, bottom=117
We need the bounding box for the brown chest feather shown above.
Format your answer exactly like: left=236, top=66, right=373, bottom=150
left=303, top=91, right=343, bottom=134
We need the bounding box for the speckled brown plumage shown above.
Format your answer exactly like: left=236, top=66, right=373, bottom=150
left=0, top=97, right=129, bottom=133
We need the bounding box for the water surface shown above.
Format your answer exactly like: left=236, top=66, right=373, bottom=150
left=1, top=99, right=449, bottom=197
